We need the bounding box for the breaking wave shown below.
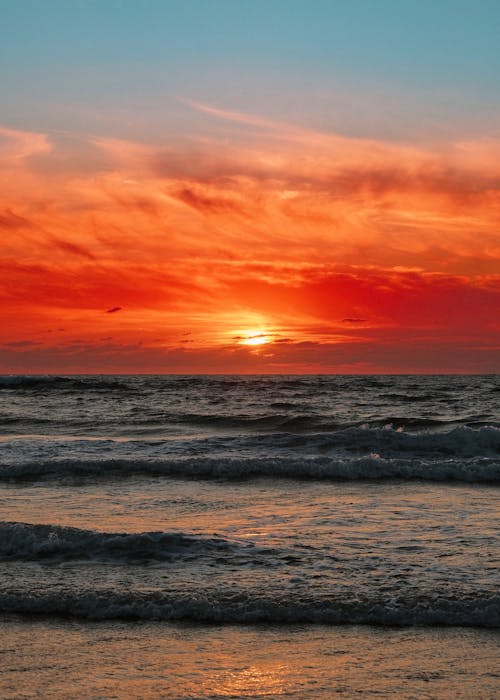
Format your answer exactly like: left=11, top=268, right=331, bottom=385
left=1, top=453, right=498, bottom=483
left=0, top=375, right=130, bottom=392
left=0, top=522, right=265, bottom=564
left=1, top=589, right=498, bottom=628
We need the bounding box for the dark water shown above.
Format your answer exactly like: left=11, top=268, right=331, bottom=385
left=0, top=375, right=499, bottom=697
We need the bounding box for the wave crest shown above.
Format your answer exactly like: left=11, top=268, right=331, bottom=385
left=1, top=453, right=498, bottom=483
left=1, top=589, right=498, bottom=628
left=0, top=375, right=129, bottom=392
left=0, top=522, right=259, bottom=564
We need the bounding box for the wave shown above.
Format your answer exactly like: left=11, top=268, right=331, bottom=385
left=2, top=407, right=498, bottom=438
left=0, top=522, right=267, bottom=564
left=169, top=412, right=341, bottom=431
left=1, top=589, right=497, bottom=628
left=1, top=453, right=498, bottom=483
left=378, top=392, right=449, bottom=402
left=0, top=376, right=130, bottom=392
left=311, top=423, right=500, bottom=455
left=95, top=412, right=482, bottom=432
left=0, top=375, right=320, bottom=393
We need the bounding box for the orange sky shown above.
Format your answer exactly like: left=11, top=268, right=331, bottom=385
left=1, top=106, right=500, bottom=373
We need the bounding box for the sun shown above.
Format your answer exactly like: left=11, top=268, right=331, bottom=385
left=238, top=331, right=271, bottom=346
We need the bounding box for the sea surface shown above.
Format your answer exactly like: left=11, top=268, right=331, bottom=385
left=0, top=374, right=499, bottom=698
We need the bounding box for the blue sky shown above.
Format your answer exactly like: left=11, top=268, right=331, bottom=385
left=1, top=0, right=500, bottom=141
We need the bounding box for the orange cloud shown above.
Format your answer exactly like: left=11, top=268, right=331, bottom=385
left=1, top=111, right=499, bottom=373
left=0, top=125, right=52, bottom=162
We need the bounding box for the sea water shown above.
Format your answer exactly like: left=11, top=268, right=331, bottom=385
left=0, top=375, right=499, bottom=698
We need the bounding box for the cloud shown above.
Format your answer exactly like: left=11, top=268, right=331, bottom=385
left=0, top=125, right=52, bottom=162
left=1, top=329, right=498, bottom=374
left=0, top=116, right=499, bottom=372
left=3, top=340, right=41, bottom=348
left=0, top=208, right=32, bottom=229
left=174, top=186, right=244, bottom=214
left=180, top=98, right=310, bottom=138
left=106, top=306, right=123, bottom=313
left=52, top=239, right=97, bottom=260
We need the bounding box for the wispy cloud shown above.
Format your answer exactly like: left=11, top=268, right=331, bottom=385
left=0, top=125, right=52, bottom=162
left=1, top=115, right=499, bottom=372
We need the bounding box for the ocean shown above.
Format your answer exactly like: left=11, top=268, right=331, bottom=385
left=0, top=374, right=499, bottom=698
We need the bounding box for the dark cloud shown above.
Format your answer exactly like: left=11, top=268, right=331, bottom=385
left=1, top=317, right=500, bottom=374
left=151, top=138, right=500, bottom=201
left=3, top=340, right=41, bottom=348
left=53, top=239, right=96, bottom=260
left=0, top=209, right=31, bottom=229
left=175, top=187, right=242, bottom=214
left=106, top=306, right=123, bottom=314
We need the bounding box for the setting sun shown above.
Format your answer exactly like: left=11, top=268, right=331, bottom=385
left=239, top=332, right=271, bottom=346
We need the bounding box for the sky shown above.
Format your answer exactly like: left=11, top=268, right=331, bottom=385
left=1, top=0, right=500, bottom=373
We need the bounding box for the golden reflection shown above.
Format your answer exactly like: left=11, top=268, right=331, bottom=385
left=207, top=662, right=290, bottom=697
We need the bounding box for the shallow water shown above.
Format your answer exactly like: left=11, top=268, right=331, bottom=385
left=1, top=619, right=499, bottom=699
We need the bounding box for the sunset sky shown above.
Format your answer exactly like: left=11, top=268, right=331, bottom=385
left=1, top=0, right=499, bottom=373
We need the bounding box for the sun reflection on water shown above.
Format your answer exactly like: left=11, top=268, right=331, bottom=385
left=207, top=662, right=290, bottom=697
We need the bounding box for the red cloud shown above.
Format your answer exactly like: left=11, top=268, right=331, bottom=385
left=52, top=239, right=96, bottom=260
left=1, top=117, right=499, bottom=373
